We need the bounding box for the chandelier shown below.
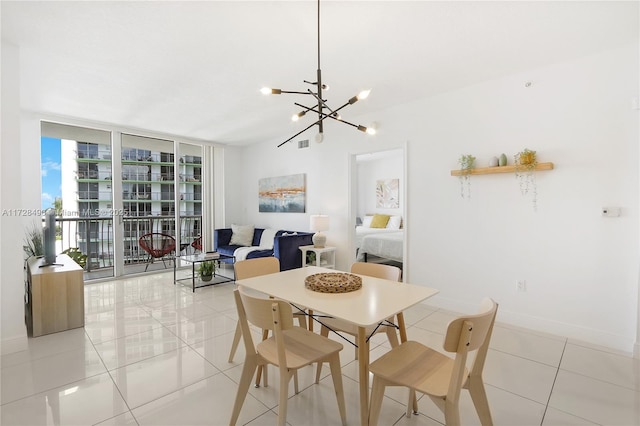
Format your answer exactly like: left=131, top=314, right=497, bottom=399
left=261, top=0, right=376, bottom=147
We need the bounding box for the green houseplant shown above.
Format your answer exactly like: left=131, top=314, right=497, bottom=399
left=62, top=247, right=87, bottom=269
left=306, top=251, right=316, bottom=266
left=514, top=148, right=538, bottom=211
left=198, top=261, right=215, bottom=281
left=23, top=224, right=44, bottom=259
left=458, top=154, right=476, bottom=199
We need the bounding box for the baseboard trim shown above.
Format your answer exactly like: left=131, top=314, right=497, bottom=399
left=1, top=334, right=28, bottom=355
left=423, top=295, right=635, bottom=355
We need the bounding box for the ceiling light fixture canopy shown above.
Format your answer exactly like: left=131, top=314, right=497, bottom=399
left=261, top=0, right=376, bottom=147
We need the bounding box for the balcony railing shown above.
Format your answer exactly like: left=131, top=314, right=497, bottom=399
left=121, top=153, right=161, bottom=162
left=54, top=214, right=202, bottom=275
left=75, top=170, right=201, bottom=183
left=75, top=191, right=201, bottom=202
left=121, top=173, right=201, bottom=182
left=77, top=191, right=113, bottom=200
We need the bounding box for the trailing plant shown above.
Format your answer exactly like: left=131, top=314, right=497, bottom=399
left=514, top=148, right=538, bottom=211
left=515, top=148, right=537, bottom=168
left=62, top=247, right=87, bottom=269
left=458, top=154, right=476, bottom=199
left=23, top=224, right=43, bottom=259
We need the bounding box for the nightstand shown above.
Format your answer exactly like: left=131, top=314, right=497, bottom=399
left=299, top=245, right=336, bottom=269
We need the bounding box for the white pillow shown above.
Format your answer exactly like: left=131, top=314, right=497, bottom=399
left=386, top=216, right=402, bottom=230
left=362, top=216, right=373, bottom=228
left=259, top=228, right=278, bottom=249
left=230, top=224, right=254, bottom=246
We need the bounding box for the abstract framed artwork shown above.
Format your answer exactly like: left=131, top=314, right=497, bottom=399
left=259, top=173, right=306, bottom=213
left=376, top=178, right=399, bottom=208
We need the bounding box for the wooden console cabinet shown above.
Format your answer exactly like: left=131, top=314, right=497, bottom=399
left=25, top=254, right=84, bottom=337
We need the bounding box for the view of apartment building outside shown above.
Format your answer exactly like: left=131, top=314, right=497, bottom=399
left=46, top=123, right=204, bottom=277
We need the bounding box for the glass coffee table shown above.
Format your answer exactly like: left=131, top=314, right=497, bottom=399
left=174, top=252, right=235, bottom=292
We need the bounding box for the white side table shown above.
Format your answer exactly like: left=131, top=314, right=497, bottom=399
left=299, top=245, right=336, bottom=269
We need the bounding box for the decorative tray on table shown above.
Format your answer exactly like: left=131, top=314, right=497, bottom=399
left=304, top=272, right=362, bottom=293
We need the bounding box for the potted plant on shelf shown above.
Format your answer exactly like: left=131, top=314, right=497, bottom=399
left=458, top=154, right=476, bottom=199
left=198, top=261, right=215, bottom=281
left=514, top=148, right=538, bottom=211
left=306, top=251, right=316, bottom=266
left=515, top=148, right=537, bottom=168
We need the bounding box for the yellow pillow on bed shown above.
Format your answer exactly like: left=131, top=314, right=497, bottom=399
left=370, top=214, right=390, bottom=228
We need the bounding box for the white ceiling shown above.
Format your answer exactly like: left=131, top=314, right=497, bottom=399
left=2, top=1, right=638, bottom=146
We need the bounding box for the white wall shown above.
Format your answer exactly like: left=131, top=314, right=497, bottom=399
left=403, top=43, right=638, bottom=352
left=1, top=42, right=27, bottom=354
left=229, top=43, right=639, bottom=353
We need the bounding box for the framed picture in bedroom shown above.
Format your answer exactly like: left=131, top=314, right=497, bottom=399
left=376, top=178, right=399, bottom=208
left=258, top=173, right=306, bottom=213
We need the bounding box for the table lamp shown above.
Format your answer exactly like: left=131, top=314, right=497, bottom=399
left=310, top=214, right=329, bottom=248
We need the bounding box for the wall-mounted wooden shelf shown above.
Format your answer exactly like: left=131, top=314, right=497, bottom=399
left=450, top=162, right=554, bottom=176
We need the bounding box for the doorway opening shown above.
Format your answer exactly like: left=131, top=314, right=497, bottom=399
left=350, top=146, right=407, bottom=277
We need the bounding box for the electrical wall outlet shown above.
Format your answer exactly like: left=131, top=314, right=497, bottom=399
left=516, top=280, right=526, bottom=292
left=601, top=207, right=621, bottom=217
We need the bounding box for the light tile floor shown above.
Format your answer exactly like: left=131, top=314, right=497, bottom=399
left=2, top=271, right=639, bottom=425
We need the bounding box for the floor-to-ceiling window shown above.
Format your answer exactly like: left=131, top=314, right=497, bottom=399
left=120, top=134, right=174, bottom=274
left=41, top=122, right=210, bottom=280
left=41, top=122, right=115, bottom=279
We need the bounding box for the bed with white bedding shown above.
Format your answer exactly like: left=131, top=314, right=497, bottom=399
left=355, top=226, right=402, bottom=249
left=356, top=231, right=404, bottom=263
left=355, top=214, right=403, bottom=247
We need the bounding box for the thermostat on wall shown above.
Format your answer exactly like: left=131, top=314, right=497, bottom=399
left=601, top=207, right=621, bottom=217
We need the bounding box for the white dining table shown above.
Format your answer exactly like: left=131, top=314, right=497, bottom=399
left=234, top=266, right=439, bottom=426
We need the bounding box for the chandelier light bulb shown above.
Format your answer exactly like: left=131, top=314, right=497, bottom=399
left=261, top=87, right=281, bottom=95
left=357, top=125, right=376, bottom=134
left=315, top=132, right=324, bottom=143
left=321, top=84, right=330, bottom=91
left=292, top=111, right=306, bottom=121
left=357, top=89, right=371, bottom=100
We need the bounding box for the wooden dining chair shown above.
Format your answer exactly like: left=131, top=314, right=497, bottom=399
left=228, top=257, right=307, bottom=387
left=229, top=288, right=347, bottom=426
left=314, top=262, right=402, bottom=382
left=368, top=298, right=498, bottom=426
